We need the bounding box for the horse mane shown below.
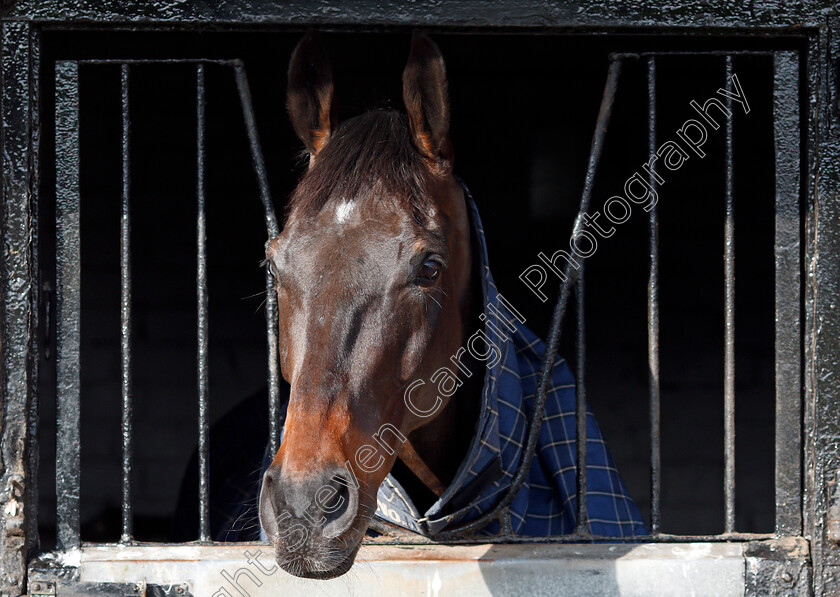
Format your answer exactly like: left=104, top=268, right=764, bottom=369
left=286, top=109, right=435, bottom=225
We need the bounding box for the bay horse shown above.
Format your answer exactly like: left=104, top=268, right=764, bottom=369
left=259, top=32, right=481, bottom=578
left=258, top=31, right=649, bottom=579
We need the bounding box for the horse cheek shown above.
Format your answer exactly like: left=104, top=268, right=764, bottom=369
left=398, top=324, right=432, bottom=382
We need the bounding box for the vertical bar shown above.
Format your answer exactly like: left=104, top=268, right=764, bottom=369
left=2, top=22, right=36, bottom=592
left=802, top=31, right=820, bottom=563
left=27, top=23, right=43, bottom=557
left=772, top=51, right=802, bottom=536
left=806, top=22, right=840, bottom=592
left=723, top=55, right=736, bottom=535
left=575, top=268, right=589, bottom=534
left=54, top=60, right=81, bottom=552
left=647, top=56, right=662, bottom=535
left=500, top=510, right=513, bottom=535
left=196, top=64, right=211, bottom=542
left=119, top=63, right=133, bottom=543
left=232, top=62, right=282, bottom=456
left=231, top=63, right=278, bottom=236
left=265, top=270, right=280, bottom=456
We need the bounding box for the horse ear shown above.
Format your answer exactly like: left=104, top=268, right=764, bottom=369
left=287, top=30, right=335, bottom=160
left=402, top=32, right=453, bottom=170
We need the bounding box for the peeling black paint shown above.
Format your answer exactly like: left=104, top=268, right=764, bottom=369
left=805, top=16, right=840, bottom=597
left=1, top=19, right=35, bottom=597
left=0, top=0, right=836, bottom=30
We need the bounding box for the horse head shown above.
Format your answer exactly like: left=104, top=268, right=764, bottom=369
left=259, top=31, right=473, bottom=579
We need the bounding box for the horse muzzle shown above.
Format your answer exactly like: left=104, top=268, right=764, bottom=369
left=258, top=463, right=364, bottom=578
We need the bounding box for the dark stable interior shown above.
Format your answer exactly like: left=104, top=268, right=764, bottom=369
left=36, top=29, right=796, bottom=547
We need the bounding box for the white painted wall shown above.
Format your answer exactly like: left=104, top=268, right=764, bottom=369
left=71, top=542, right=745, bottom=597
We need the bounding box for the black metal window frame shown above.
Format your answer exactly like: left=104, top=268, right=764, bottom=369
left=3, top=3, right=840, bottom=595
left=46, top=46, right=804, bottom=549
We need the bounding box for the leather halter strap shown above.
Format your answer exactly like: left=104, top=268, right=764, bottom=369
left=398, top=439, right=447, bottom=498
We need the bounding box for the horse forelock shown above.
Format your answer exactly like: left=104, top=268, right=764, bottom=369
left=286, top=109, right=437, bottom=226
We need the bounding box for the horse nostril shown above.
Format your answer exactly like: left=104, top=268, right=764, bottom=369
left=262, top=465, right=279, bottom=489
left=258, top=465, right=284, bottom=542
left=321, top=471, right=358, bottom=538
left=322, top=477, right=350, bottom=524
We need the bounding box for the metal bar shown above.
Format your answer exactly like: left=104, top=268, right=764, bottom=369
left=119, top=63, right=134, bottom=543
left=611, top=51, right=776, bottom=59
left=1, top=23, right=37, bottom=593
left=54, top=59, right=81, bottom=552
left=647, top=56, right=662, bottom=535
left=77, top=59, right=240, bottom=65
left=71, top=55, right=772, bottom=66
left=264, top=271, right=280, bottom=456
left=231, top=62, right=282, bottom=456
left=575, top=266, right=589, bottom=534
left=723, top=55, right=736, bottom=535
left=27, top=21, right=43, bottom=559
left=231, top=63, right=278, bottom=237
left=196, top=64, right=211, bottom=543
left=367, top=530, right=777, bottom=546
left=805, top=23, right=839, bottom=594
left=439, top=58, right=623, bottom=537
left=500, top=510, right=513, bottom=535
left=772, top=50, right=802, bottom=536
left=52, top=529, right=780, bottom=547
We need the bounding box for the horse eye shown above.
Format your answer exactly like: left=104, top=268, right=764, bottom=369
left=416, top=259, right=442, bottom=286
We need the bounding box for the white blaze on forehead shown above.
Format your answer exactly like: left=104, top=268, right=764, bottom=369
left=334, top=200, right=354, bottom=224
